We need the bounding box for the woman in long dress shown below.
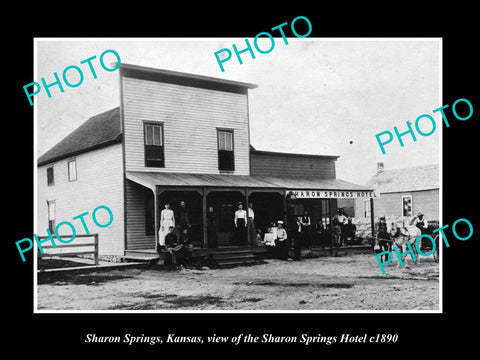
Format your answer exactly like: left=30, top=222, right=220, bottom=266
left=159, top=202, right=175, bottom=249
left=234, top=202, right=247, bottom=245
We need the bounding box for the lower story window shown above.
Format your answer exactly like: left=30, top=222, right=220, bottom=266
left=47, top=200, right=56, bottom=233
left=402, top=195, right=412, bottom=217
left=364, top=199, right=371, bottom=218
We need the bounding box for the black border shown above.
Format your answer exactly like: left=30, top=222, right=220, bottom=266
left=7, top=6, right=479, bottom=356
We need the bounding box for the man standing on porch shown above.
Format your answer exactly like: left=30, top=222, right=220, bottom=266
left=247, top=203, right=256, bottom=245
left=178, top=201, right=191, bottom=234
left=207, top=206, right=218, bottom=248
left=159, top=202, right=175, bottom=249
left=294, top=216, right=304, bottom=260
left=275, top=220, right=289, bottom=260
left=301, top=210, right=312, bottom=248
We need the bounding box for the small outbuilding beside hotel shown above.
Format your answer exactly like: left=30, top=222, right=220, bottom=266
left=353, top=162, right=439, bottom=222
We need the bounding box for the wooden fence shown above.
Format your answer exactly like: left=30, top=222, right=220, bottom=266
left=36, top=234, right=99, bottom=265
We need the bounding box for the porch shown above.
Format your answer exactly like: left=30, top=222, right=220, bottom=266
left=124, top=171, right=377, bottom=261
left=121, top=243, right=374, bottom=267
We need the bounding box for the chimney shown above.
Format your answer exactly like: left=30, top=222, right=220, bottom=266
left=377, top=162, right=384, bottom=174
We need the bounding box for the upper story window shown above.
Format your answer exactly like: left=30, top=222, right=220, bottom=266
left=47, top=166, right=54, bottom=186
left=218, top=129, right=234, bottom=171
left=144, top=123, right=164, bottom=168
left=68, top=159, right=77, bottom=181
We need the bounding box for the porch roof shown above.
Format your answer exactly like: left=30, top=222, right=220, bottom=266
left=125, top=171, right=373, bottom=192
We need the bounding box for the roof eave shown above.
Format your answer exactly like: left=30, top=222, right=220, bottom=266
left=251, top=148, right=340, bottom=160
left=120, top=63, right=258, bottom=91
left=37, top=136, right=122, bottom=167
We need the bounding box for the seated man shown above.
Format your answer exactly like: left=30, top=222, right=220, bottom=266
left=343, top=217, right=356, bottom=246
left=179, top=228, right=193, bottom=264
left=164, top=226, right=184, bottom=266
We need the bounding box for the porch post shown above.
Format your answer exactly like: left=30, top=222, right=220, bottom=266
left=283, top=189, right=288, bottom=227
left=202, top=187, right=208, bottom=248
left=329, top=198, right=334, bottom=257
left=154, top=186, right=159, bottom=252
left=370, top=197, right=375, bottom=241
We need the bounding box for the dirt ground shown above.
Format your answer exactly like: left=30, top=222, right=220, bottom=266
left=36, top=253, right=439, bottom=311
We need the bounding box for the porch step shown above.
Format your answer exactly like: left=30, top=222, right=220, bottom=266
left=211, top=249, right=259, bottom=268
left=122, top=249, right=160, bottom=262
left=212, top=249, right=254, bottom=258
left=216, top=259, right=258, bottom=267
left=122, top=247, right=265, bottom=267
left=121, top=254, right=159, bottom=262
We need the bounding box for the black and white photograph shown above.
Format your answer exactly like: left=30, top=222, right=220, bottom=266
left=33, top=38, right=441, bottom=312
left=6, top=8, right=478, bottom=356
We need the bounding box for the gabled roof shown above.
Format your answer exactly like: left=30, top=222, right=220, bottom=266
left=37, top=107, right=122, bottom=166
left=367, top=163, right=439, bottom=193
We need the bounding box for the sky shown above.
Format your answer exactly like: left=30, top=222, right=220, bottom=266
left=35, top=38, right=441, bottom=185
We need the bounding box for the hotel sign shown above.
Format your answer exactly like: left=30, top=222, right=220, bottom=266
left=287, top=190, right=378, bottom=199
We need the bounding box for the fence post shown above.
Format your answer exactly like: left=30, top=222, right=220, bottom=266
left=94, top=234, right=99, bottom=265
left=329, top=198, right=334, bottom=257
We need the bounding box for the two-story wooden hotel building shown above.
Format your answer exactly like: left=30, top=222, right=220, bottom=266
left=37, top=63, right=375, bottom=261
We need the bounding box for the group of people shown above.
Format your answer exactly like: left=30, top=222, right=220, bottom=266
left=158, top=200, right=362, bottom=265
left=332, top=208, right=357, bottom=247
left=262, top=220, right=292, bottom=260
left=376, top=212, right=429, bottom=238
left=375, top=212, right=429, bottom=254
left=158, top=201, right=193, bottom=266
left=232, top=202, right=256, bottom=246
left=261, top=211, right=321, bottom=261
left=259, top=208, right=359, bottom=261
left=158, top=200, right=257, bottom=266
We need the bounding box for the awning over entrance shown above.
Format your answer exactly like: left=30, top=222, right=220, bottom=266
left=125, top=171, right=376, bottom=197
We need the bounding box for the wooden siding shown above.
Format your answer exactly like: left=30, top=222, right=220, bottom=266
left=122, top=76, right=250, bottom=175
left=337, top=198, right=355, bottom=217
left=125, top=180, right=155, bottom=250
left=36, top=144, right=124, bottom=256
left=353, top=189, right=439, bottom=221
left=250, top=151, right=336, bottom=178
left=410, top=189, right=439, bottom=221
